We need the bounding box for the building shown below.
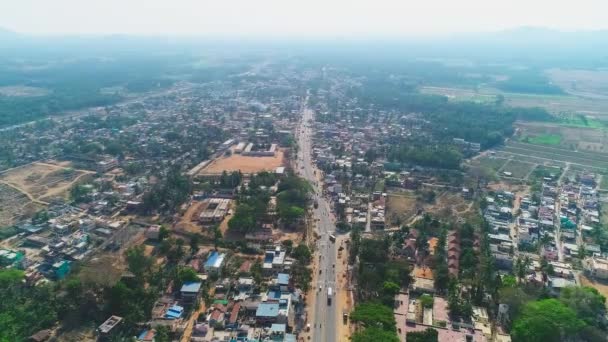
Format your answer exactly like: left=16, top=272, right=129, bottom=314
left=204, top=251, right=226, bottom=274
left=181, top=282, right=202, bottom=305
left=585, top=256, right=608, bottom=280
left=97, top=316, right=123, bottom=338
left=198, top=198, right=231, bottom=224
left=256, top=302, right=283, bottom=324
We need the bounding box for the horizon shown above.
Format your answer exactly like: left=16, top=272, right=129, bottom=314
left=1, top=0, right=607, bottom=38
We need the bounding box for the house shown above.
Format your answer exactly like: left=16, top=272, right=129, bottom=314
left=204, top=251, right=226, bottom=274
left=263, top=246, right=289, bottom=275
left=180, top=282, right=202, bottom=305
left=584, top=256, right=608, bottom=280
left=97, top=315, right=123, bottom=338
left=272, top=273, right=291, bottom=292
left=227, top=302, right=242, bottom=330
left=164, top=305, right=184, bottom=320
left=136, top=329, right=156, bottom=342
left=29, top=330, right=52, bottom=342
left=145, top=225, right=161, bottom=240
left=208, top=305, right=227, bottom=328
left=256, top=302, right=286, bottom=324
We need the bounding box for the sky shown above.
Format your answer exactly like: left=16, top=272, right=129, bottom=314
left=1, top=0, right=607, bottom=37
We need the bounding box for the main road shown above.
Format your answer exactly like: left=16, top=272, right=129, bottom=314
left=295, top=96, right=339, bottom=342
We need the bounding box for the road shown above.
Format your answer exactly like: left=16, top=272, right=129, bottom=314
left=295, top=97, right=339, bottom=342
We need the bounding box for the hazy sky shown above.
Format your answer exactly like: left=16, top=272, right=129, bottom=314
left=1, top=0, right=607, bottom=37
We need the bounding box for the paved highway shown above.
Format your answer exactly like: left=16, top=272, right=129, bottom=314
left=295, top=98, right=338, bottom=342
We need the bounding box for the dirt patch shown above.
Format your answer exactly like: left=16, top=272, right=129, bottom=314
left=200, top=149, right=285, bottom=175
left=386, top=192, right=418, bottom=225
left=0, top=161, right=94, bottom=203
left=0, top=183, right=45, bottom=228
left=581, top=275, right=608, bottom=306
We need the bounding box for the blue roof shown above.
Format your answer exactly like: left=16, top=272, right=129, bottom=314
left=181, top=281, right=202, bottom=293
left=270, top=323, right=286, bottom=333
left=205, top=251, right=226, bottom=268
left=277, top=273, right=289, bottom=285
left=164, top=305, right=184, bottom=319
left=285, top=333, right=297, bottom=342
left=256, top=303, right=280, bottom=317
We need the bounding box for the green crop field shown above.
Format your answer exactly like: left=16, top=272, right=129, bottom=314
left=526, top=134, right=562, bottom=146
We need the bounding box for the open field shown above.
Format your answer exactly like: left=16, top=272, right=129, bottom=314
left=547, top=68, right=608, bottom=100
left=0, top=161, right=94, bottom=203
left=499, top=141, right=608, bottom=170
left=420, top=86, right=497, bottom=104
left=476, top=155, right=509, bottom=171
left=0, top=184, right=44, bottom=229
left=0, top=85, right=51, bottom=97
left=200, top=149, right=285, bottom=175
left=420, top=85, right=608, bottom=118
left=525, top=134, right=561, bottom=146
left=386, top=192, right=418, bottom=225
left=516, top=121, right=608, bottom=154
left=601, top=175, right=608, bottom=191
left=500, top=160, right=537, bottom=179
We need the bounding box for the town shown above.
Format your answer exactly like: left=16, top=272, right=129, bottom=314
left=1, top=52, right=608, bottom=342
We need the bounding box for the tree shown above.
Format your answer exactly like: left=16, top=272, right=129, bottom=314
left=559, top=286, right=606, bottom=328
left=292, top=244, right=312, bottom=264
left=190, top=234, right=201, bottom=254
left=176, top=267, right=199, bottom=287
left=125, top=245, right=152, bottom=280
left=350, top=303, right=396, bottom=331
left=382, top=281, right=400, bottom=297
left=406, top=328, right=438, bottom=342
left=352, top=327, right=399, bottom=342
left=158, top=225, right=170, bottom=241
left=511, top=299, right=586, bottom=342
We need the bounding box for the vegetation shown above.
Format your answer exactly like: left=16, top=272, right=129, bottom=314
left=350, top=302, right=397, bottom=331
left=511, top=299, right=585, bottom=341
left=524, top=134, right=562, bottom=146
left=406, top=328, right=439, bottom=342
left=352, top=326, right=400, bottom=342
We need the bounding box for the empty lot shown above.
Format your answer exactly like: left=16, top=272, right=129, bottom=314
left=0, top=161, right=94, bottom=203
left=200, top=149, right=285, bottom=175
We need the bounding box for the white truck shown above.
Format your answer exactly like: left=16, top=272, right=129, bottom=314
left=327, top=287, right=333, bottom=305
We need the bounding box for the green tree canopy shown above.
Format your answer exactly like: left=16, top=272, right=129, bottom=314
left=350, top=302, right=396, bottom=331
left=511, top=299, right=586, bottom=342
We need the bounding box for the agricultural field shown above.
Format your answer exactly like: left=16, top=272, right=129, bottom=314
left=420, top=85, right=608, bottom=118
left=547, top=68, right=608, bottom=100
left=515, top=121, right=608, bottom=153
left=419, top=86, right=497, bottom=104
left=500, top=141, right=608, bottom=170
left=524, top=134, right=561, bottom=146
left=199, top=149, right=285, bottom=175
left=0, top=161, right=94, bottom=204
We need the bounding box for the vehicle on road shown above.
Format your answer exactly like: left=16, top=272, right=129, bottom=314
left=329, top=234, right=336, bottom=242
left=327, top=287, right=333, bottom=305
